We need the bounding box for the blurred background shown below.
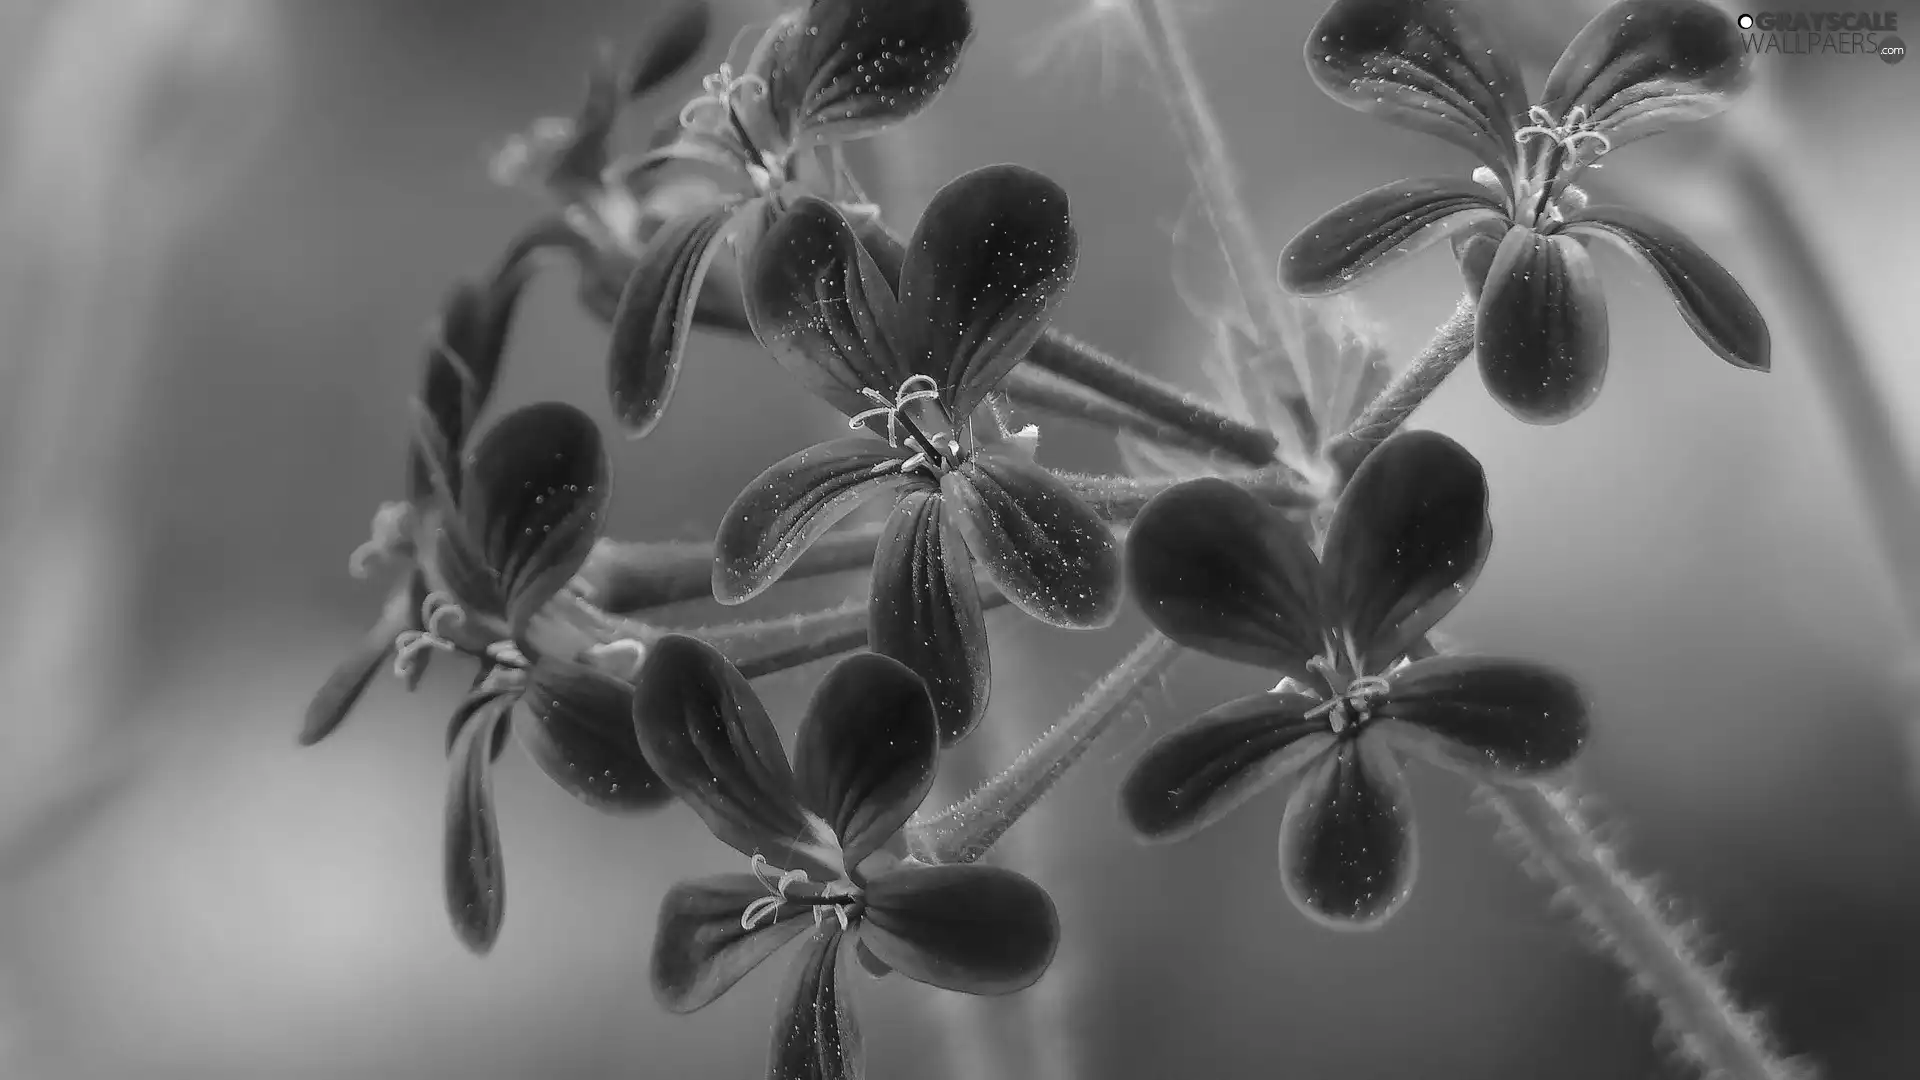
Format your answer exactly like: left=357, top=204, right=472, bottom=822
left=1, top=0, right=1917, bottom=1077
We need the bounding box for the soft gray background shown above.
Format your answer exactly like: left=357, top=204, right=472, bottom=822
left=1, top=0, right=1917, bottom=1078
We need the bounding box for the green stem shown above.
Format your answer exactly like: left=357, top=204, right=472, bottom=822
left=690, top=586, right=1014, bottom=680
left=1023, top=331, right=1282, bottom=467
left=1121, top=0, right=1320, bottom=447
left=1322, top=294, right=1478, bottom=483
left=1002, top=364, right=1247, bottom=463
left=1485, top=782, right=1810, bottom=1080
left=904, top=632, right=1182, bottom=865
left=575, top=524, right=884, bottom=614
left=1058, top=465, right=1317, bottom=524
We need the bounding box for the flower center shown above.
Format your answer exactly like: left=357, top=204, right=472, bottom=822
left=1299, top=651, right=1392, bottom=736
left=740, top=854, right=863, bottom=931
left=1511, top=104, right=1611, bottom=228
left=678, top=64, right=785, bottom=195
left=849, top=374, right=962, bottom=476
left=391, top=591, right=527, bottom=683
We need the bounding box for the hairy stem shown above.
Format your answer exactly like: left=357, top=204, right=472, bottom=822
left=1023, top=332, right=1282, bottom=467
left=575, top=524, right=884, bottom=614
left=905, top=632, right=1182, bottom=865
left=1486, top=782, right=1810, bottom=1080
left=1322, top=293, right=1477, bottom=482
left=1058, top=465, right=1317, bottom=523
left=1121, top=0, right=1320, bottom=447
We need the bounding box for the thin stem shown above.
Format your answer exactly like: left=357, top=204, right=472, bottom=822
left=1057, top=465, right=1317, bottom=524
left=576, top=524, right=884, bottom=614
left=1721, top=140, right=1920, bottom=650
left=1121, top=0, right=1320, bottom=447
left=1023, top=331, right=1283, bottom=466
left=1485, top=782, right=1810, bottom=1080
left=905, top=632, right=1182, bottom=865
left=689, top=587, right=1014, bottom=680
left=1002, top=363, right=1254, bottom=464
left=1322, top=294, right=1478, bottom=483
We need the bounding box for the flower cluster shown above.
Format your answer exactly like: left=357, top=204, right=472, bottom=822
left=300, top=0, right=1778, bottom=1076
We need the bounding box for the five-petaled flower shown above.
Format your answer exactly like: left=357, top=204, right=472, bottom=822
left=1280, top=0, right=1769, bottom=424
left=1120, top=431, right=1589, bottom=926
left=634, top=636, right=1059, bottom=1080
left=605, top=0, right=976, bottom=437
left=714, top=164, right=1124, bottom=745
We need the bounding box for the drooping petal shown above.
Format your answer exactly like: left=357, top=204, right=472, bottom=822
left=752, top=0, right=974, bottom=148
left=1476, top=225, right=1610, bottom=424
left=449, top=402, right=611, bottom=634
left=519, top=656, right=674, bottom=812
left=1120, top=692, right=1335, bottom=843
left=1541, top=0, right=1750, bottom=150
left=896, top=165, right=1077, bottom=419
left=860, top=863, right=1058, bottom=995
left=624, top=0, right=712, bottom=98
left=793, top=653, right=940, bottom=867
left=1305, top=0, right=1531, bottom=176
left=607, top=200, right=743, bottom=437
left=1377, top=655, right=1589, bottom=778
left=1279, top=177, right=1508, bottom=296
left=1124, top=478, right=1327, bottom=681
left=870, top=487, right=989, bottom=745
left=713, top=438, right=916, bottom=605
left=408, top=268, right=534, bottom=503
left=768, top=924, right=861, bottom=1080
left=745, top=196, right=907, bottom=418
left=1562, top=205, right=1768, bottom=371
left=944, top=446, right=1120, bottom=629
left=445, top=701, right=510, bottom=953
left=300, top=574, right=423, bottom=746
left=1322, top=430, right=1490, bottom=670
left=652, top=873, right=816, bottom=1013
left=1278, top=736, right=1416, bottom=929
left=632, top=635, right=835, bottom=870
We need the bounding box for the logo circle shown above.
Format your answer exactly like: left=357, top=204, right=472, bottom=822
left=1737, top=13, right=1754, bottom=29
left=1882, top=34, right=1907, bottom=65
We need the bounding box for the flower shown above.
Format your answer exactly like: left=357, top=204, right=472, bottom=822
left=604, top=0, right=977, bottom=437
left=714, top=165, right=1124, bottom=744
left=302, top=260, right=533, bottom=746
left=634, top=636, right=1059, bottom=1080
left=1119, top=430, right=1589, bottom=926
left=1279, top=0, right=1769, bottom=424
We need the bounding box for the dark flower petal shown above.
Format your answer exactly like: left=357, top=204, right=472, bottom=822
left=1305, top=0, right=1531, bottom=176
left=745, top=196, right=907, bottom=418
left=1476, top=225, right=1610, bottom=424
left=870, top=487, right=989, bottom=745
left=861, top=863, right=1058, bottom=995
left=652, top=873, right=815, bottom=1013
left=1541, top=0, right=1749, bottom=150
left=608, top=201, right=743, bottom=437
left=1280, top=177, right=1508, bottom=296
left=632, top=635, right=835, bottom=870
left=714, top=437, right=916, bottom=605
left=455, top=402, right=611, bottom=633
left=793, top=654, right=940, bottom=867
left=1451, top=219, right=1506, bottom=300
left=1378, top=656, right=1589, bottom=777
left=1563, top=205, right=1768, bottom=371
left=520, top=656, right=674, bottom=812
left=408, top=269, right=533, bottom=503
left=625, top=0, right=712, bottom=98
left=945, top=446, right=1120, bottom=629
left=444, top=679, right=517, bottom=759
left=1278, top=736, right=1416, bottom=928
left=854, top=940, right=892, bottom=978
left=1322, top=430, right=1490, bottom=670
left=1120, top=692, right=1334, bottom=842
left=753, top=0, right=973, bottom=147
left=769, top=924, right=860, bottom=1080
left=300, top=574, right=422, bottom=746
left=446, top=701, right=510, bottom=953
left=896, top=165, right=1077, bottom=419
left=1125, top=478, right=1327, bottom=680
